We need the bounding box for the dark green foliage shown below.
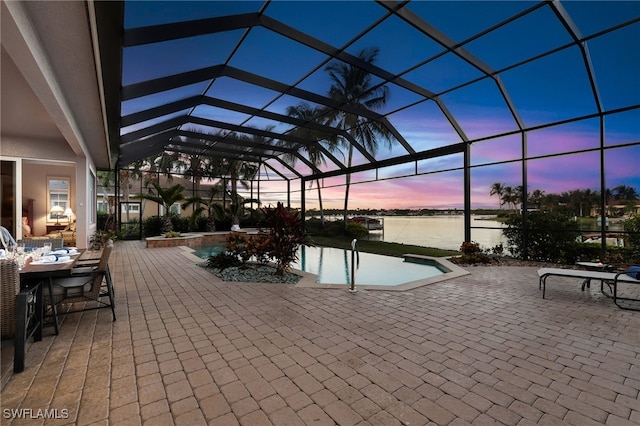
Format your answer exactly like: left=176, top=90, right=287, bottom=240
left=311, top=219, right=345, bottom=237
left=602, top=246, right=637, bottom=265
left=623, top=215, right=640, bottom=262
left=97, top=212, right=111, bottom=231
left=503, top=211, right=580, bottom=263
left=142, top=215, right=164, bottom=237
left=573, top=242, right=602, bottom=262
left=345, top=222, right=369, bottom=238
left=171, top=216, right=190, bottom=233
left=206, top=252, right=242, bottom=270
left=143, top=214, right=190, bottom=236
left=194, top=216, right=210, bottom=232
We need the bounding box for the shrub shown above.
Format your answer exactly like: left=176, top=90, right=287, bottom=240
left=164, top=231, right=181, bottom=238
left=143, top=215, right=165, bottom=237
left=503, top=211, right=580, bottom=263
left=452, top=241, right=493, bottom=264
left=226, top=232, right=253, bottom=264
left=97, top=212, right=113, bottom=231
left=90, top=229, right=117, bottom=250
left=206, top=252, right=242, bottom=270
left=460, top=241, right=482, bottom=255
left=224, top=203, right=310, bottom=275
left=261, top=203, right=310, bottom=275
left=345, top=222, right=369, bottom=238
left=623, top=215, right=640, bottom=262
left=170, top=215, right=190, bottom=233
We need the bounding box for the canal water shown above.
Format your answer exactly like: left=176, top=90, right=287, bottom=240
left=361, top=215, right=506, bottom=251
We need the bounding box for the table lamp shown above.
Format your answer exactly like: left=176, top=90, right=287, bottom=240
left=50, top=205, right=64, bottom=225
left=63, top=207, right=74, bottom=224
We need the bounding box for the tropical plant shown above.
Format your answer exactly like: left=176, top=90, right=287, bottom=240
left=528, top=189, right=545, bottom=211
left=325, top=47, right=395, bottom=227
left=227, top=193, right=261, bottom=228
left=182, top=184, right=225, bottom=231
left=261, top=202, right=310, bottom=276
left=219, top=133, right=261, bottom=226
left=174, top=129, right=227, bottom=207
left=90, top=229, right=117, bottom=250
left=452, top=241, right=492, bottom=264
left=139, top=182, right=186, bottom=233
left=206, top=251, right=242, bottom=271
left=489, top=182, right=505, bottom=210
left=611, top=184, right=638, bottom=201
left=280, top=103, right=340, bottom=228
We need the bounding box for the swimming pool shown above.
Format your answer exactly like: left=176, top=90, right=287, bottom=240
left=192, top=244, right=461, bottom=288
left=292, top=246, right=444, bottom=286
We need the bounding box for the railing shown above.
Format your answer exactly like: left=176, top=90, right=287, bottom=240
left=350, top=239, right=359, bottom=293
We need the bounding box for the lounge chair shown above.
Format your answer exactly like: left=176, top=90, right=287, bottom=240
left=537, top=267, right=640, bottom=311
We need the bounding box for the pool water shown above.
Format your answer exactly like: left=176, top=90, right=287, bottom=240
left=193, top=244, right=444, bottom=286
left=193, top=243, right=226, bottom=259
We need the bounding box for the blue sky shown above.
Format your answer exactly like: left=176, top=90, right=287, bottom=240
left=121, top=1, right=640, bottom=209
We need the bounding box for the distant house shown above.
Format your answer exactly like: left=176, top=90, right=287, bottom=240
left=96, top=175, right=237, bottom=222
left=590, top=201, right=640, bottom=218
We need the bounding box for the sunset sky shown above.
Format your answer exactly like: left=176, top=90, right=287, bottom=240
left=122, top=1, right=640, bottom=210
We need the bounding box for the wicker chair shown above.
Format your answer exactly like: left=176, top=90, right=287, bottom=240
left=18, top=238, right=64, bottom=249
left=1, top=259, right=19, bottom=340
left=44, top=240, right=115, bottom=322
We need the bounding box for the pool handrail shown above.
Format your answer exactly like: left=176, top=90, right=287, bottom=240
left=350, top=239, right=359, bottom=293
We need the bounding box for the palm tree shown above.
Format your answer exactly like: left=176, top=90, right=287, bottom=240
left=280, top=102, right=340, bottom=228
left=529, top=189, right=545, bottom=210
left=179, top=129, right=227, bottom=210
left=221, top=153, right=259, bottom=228
left=182, top=184, right=225, bottom=231
left=489, top=182, right=505, bottom=210
left=140, top=182, right=186, bottom=233
left=325, top=47, right=395, bottom=226
left=612, top=185, right=638, bottom=201
left=502, top=186, right=516, bottom=211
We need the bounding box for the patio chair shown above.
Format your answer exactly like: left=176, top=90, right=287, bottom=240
left=2, top=258, right=46, bottom=373
left=18, top=238, right=64, bottom=249
left=1, top=259, right=19, bottom=340
left=44, top=240, right=115, bottom=323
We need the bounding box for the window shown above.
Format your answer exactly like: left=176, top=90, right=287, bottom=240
left=159, top=203, right=181, bottom=215
left=121, top=203, right=140, bottom=213
left=47, top=177, right=69, bottom=222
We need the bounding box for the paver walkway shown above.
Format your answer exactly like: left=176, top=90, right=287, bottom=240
left=1, top=240, right=639, bottom=425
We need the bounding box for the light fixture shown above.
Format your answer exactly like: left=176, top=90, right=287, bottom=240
left=63, top=207, right=74, bottom=224
left=50, top=205, right=64, bottom=225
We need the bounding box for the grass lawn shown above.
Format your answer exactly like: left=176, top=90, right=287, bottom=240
left=310, top=236, right=460, bottom=258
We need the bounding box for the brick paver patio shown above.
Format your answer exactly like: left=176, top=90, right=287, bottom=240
left=1, top=240, right=639, bottom=425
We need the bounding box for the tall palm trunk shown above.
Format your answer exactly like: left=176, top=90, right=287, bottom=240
left=342, top=144, right=354, bottom=227
left=316, top=179, right=325, bottom=228
left=231, top=169, right=240, bottom=226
